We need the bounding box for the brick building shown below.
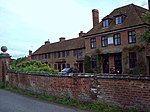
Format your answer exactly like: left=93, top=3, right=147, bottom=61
left=84, top=3, right=150, bottom=74
left=31, top=2, right=150, bottom=74
left=31, top=33, right=85, bottom=72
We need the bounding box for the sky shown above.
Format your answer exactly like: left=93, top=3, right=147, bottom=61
left=0, top=0, right=148, bottom=59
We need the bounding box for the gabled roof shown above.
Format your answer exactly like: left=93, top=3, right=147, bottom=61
left=84, top=4, right=149, bottom=37
left=32, top=37, right=85, bottom=55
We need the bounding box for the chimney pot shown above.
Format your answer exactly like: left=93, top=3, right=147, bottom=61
left=29, top=50, right=32, bottom=55
left=45, top=39, right=50, bottom=45
left=59, top=37, right=65, bottom=42
left=92, top=9, right=99, bottom=27
left=79, top=31, right=85, bottom=37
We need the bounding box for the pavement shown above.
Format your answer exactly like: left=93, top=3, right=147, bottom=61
left=0, top=89, right=88, bottom=112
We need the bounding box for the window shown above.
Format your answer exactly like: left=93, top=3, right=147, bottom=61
left=114, top=33, right=121, bottom=45
left=108, top=36, right=113, bottom=44
left=79, top=49, right=83, bottom=57
left=66, top=51, right=70, bottom=57
left=129, top=52, right=137, bottom=68
left=54, top=64, right=57, bottom=69
left=115, top=16, right=122, bottom=24
left=58, top=52, right=60, bottom=58
left=128, top=31, right=136, bottom=43
left=102, top=19, right=109, bottom=28
left=74, top=50, right=78, bottom=57
left=42, top=54, right=44, bottom=59
left=45, top=53, right=47, bottom=59
left=90, top=37, right=96, bottom=49
left=39, top=54, right=42, bottom=59
left=101, top=36, right=108, bottom=47
left=62, top=51, right=65, bottom=58
left=54, top=52, right=56, bottom=58
left=47, top=53, right=50, bottom=59
left=91, top=56, right=97, bottom=69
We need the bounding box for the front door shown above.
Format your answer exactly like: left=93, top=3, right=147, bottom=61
left=62, top=64, right=65, bottom=69
left=79, top=63, right=83, bottom=73
left=114, top=53, right=122, bottom=73
left=103, top=55, right=109, bottom=73
left=58, top=64, right=61, bottom=72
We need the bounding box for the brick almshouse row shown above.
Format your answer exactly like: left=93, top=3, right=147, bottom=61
left=30, top=1, right=150, bottom=75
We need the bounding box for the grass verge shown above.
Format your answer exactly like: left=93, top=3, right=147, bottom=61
left=0, top=82, right=138, bottom=112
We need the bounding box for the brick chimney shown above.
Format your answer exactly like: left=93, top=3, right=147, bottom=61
left=79, top=31, right=85, bottom=37
left=59, top=37, right=65, bottom=42
left=92, top=9, right=99, bottom=27
left=45, top=39, right=50, bottom=45
left=29, top=50, right=32, bottom=55
left=148, top=0, right=150, bottom=10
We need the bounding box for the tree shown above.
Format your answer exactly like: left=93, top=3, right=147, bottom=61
left=10, top=57, right=28, bottom=68
left=84, top=55, right=93, bottom=73
left=140, top=12, right=150, bottom=42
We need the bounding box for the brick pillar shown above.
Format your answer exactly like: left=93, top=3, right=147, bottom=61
left=0, top=53, right=11, bottom=82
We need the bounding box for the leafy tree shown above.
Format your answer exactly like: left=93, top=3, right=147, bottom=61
left=140, top=12, right=150, bottom=42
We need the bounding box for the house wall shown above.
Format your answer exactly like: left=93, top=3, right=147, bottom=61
left=32, top=48, right=85, bottom=72
left=7, top=70, right=150, bottom=111
left=85, top=27, right=148, bottom=74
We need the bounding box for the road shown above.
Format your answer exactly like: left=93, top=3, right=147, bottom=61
left=0, top=89, right=88, bottom=112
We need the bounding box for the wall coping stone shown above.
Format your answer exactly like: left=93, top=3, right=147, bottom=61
left=96, top=74, right=150, bottom=80
left=7, top=70, right=150, bottom=80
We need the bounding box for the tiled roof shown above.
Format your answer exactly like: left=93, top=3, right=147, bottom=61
left=32, top=37, right=85, bottom=55
left=84, top=4, right=149, bottom=37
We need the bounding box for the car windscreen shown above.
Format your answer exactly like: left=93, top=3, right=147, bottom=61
left=61, top=68, right=70, bottom=72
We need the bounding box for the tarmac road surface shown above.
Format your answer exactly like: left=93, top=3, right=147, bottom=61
left=0, top=89, right=88, bottom=112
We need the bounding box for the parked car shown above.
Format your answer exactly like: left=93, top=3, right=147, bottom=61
left=59, top=67, right=79, bottom=75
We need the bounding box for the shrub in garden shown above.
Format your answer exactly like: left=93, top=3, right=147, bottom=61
left=11, top=60, right=58, bottom=74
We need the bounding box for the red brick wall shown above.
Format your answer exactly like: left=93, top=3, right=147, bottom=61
left=7, top=71, right=150, bottom=111
left=96, top=77, right=150, bottom=111
left=8, top=71, right=92, bottom=101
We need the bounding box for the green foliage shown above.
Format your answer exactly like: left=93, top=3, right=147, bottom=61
left=11, top=60, right=58, bottom=73
left=139, top=12, right=150, bottom=42
left=140, top=31, right=150, bottom=42
left=123, top=45, right=145, bottom=52
left=144, top=12, right=150, bottom=24
left=10, top=57, right=28, bottom=69
left=84, top=55, right=93, bottom=73
left=122, top=45, right=147, bottom=75
left=93, top=49, right=102, bottom=73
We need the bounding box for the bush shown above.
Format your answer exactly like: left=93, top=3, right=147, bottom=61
left=11, top=60, right=59, bottom=74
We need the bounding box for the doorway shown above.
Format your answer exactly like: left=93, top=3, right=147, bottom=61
left=103, top=55, right=109, bottom=73
left=114, top=53, right=122, bottom=73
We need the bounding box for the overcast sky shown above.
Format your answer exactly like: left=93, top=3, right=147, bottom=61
left=0, top=0, right=148, bottom=59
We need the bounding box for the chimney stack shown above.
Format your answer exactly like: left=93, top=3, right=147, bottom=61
left=92, top=9, right=99, bottom=27
left=29, top=50, right=32, bottom=55
left=79, top=31, right=85, bottom=37
left=45, top=39, right=50, bottom=45
left=59, top=37, right=65, bottom=42
left=148, top=0, right=150, bottom=10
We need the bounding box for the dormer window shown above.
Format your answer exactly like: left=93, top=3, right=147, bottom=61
left=115, top=16, right=122, bottom=24
left=102, top=19, right=109, bottom=28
